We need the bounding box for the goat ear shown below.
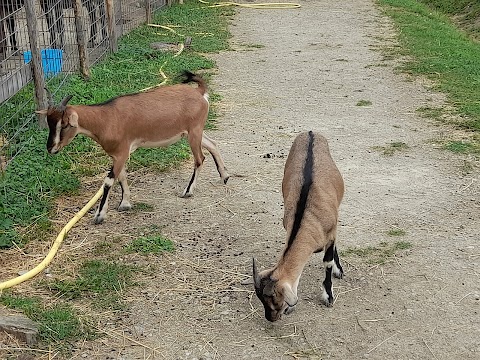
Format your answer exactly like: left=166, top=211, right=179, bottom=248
left=35, top=109, right=48, bottom=115
left=68, top=111, right=79, bottom=128
left=281, top=283, right=298, bottom=307
left=252, top=258, right=261, bottom=287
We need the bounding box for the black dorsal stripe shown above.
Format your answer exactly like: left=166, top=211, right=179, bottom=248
left=284, top=131, right=314, bottom=255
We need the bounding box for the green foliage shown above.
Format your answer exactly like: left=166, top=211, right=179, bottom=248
left=0, top=0, right=232, bottom=248
left=378, top=0, right=480, bottom=132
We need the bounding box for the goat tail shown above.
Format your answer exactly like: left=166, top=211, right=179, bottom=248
left=182, top=71, right=207, bottom=95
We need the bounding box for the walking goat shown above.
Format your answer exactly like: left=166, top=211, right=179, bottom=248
left=253, top=131, right=344, bottom=322
left=38, top=71, right=229, bottom=224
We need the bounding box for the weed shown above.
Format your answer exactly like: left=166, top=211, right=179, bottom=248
left=416, top=106, right=444, bottom=121
left=341, top=240, right=412, bottom=265
left=132, top=202, right=155, bottom=212
left=372, top=141, right=409, bottom=155
left=387, top=228, right=406, bottom=236
left=444, top=140, right=476, bottom=154
left=356, top=99, right=372, bottom=106
left=125, top=234, right=175, bottom=255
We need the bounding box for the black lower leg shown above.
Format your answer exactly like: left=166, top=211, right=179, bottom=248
left=119, top=181, right=124, bottom=204
left=184, top=169, right=196, bottom=196
left=333, top=246, right=344, bottom=277
left=323, top=243, right=334, bottom=263
left=323, top=266, right=333, bottom=304
left=323, top=243, right=335, bottom=304
left=98, top=167, right=114, bottom=213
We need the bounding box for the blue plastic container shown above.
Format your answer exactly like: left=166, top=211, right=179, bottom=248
left=24, top=49, right=63, bottom=77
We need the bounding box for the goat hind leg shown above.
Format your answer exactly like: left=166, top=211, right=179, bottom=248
left=333, top=245, right=344, bottom=279
left=321, top=242, right=335, bottom=307
left=182, top=134, right=205, bottom=198
left=201, top=133, right=229, bottom=184
left=117, top=168, right=132, bottom=211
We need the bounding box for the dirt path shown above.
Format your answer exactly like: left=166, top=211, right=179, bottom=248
left=69, top=0, right=479, bottom=358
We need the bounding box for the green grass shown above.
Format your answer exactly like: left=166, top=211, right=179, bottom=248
left=372, top=141, right=409, bottom=155
left=444, top=140, right=473, bottom=153
left=0, top=0, right=233, bottom=248
left=378, top=0, right=480, bottom=133
left=0, top=293, right=94, bottom=345
left=356, top=99, right=373, bottom=106
left=341, top=241, right=413, bottom=265
left=125, top=234, right=175, bottom=254
left=46, top=260, right=135, bottom=310
left=387, top=228, right=406, bottom=236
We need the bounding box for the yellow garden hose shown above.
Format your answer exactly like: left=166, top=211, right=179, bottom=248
left=197, top=0, right=301, bottom=9
left=0, top=187, right=104, bottom=291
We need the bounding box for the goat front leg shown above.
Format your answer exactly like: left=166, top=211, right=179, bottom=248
left=94, top=156, right=127, bottom=224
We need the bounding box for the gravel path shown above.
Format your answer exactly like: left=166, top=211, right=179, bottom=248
left=70, top=1, right=479, bottom=358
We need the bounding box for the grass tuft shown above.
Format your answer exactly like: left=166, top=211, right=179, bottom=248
left=341, top=240, right=413, bottom=265
left=125, top=234, right=175, bottom=255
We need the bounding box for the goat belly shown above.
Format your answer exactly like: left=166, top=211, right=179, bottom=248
left=131, top=133, right=185, bottom=151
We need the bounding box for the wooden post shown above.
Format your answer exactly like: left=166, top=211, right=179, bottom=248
left=24, top=0, right=47, bottom=127
left=105, top=0, right=117, bottom=52
left=73, top=0, right=90, bottom=80
left=145, top=0, right=152, bottom=24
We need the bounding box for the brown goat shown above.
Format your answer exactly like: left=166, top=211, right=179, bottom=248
left=37, top=72, right=229, bottom=224
left=253, top=131, right=344, bottom=322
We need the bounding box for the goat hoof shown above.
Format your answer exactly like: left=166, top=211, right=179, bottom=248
left=223, top=175, right=230, bottom=184
left=93, top=214, right=105, bottom=225
left=333, top=270, right=344, bottom=279
left=180, top=192, right=192, bottom=198
left=118, top=203, right=132, bottom=212
left=321, top=290, right=334, bottom=307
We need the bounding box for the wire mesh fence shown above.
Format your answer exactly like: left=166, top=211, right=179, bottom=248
left=0, top=0, right=168, bottom=170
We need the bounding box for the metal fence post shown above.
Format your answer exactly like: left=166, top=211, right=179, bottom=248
left=24, top=0, right=47, bottom=126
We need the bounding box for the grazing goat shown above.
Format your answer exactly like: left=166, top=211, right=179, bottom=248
left=37, top=71, right=230, bottom=224
left=253, top=131, right=344, bottom=322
